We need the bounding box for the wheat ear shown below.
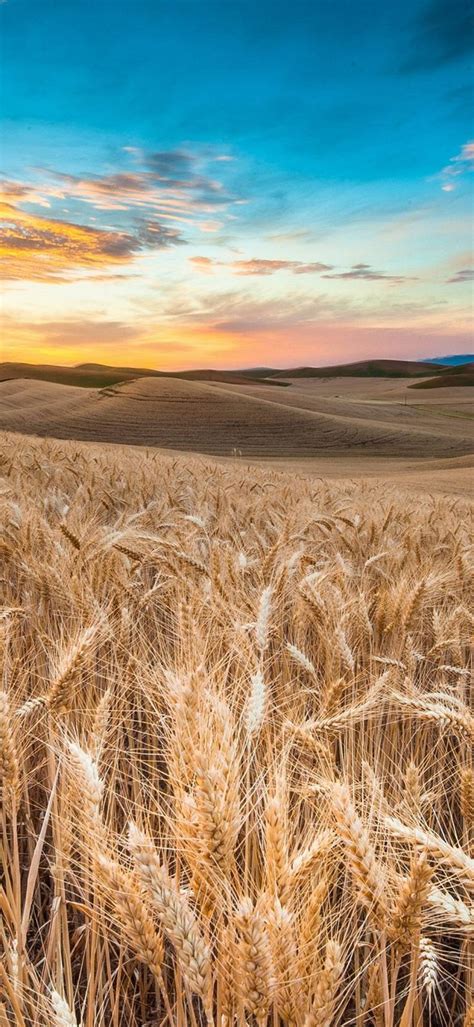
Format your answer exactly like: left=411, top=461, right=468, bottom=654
left=97, top=856, right=164, bottom=982
left=50, top=989, right=79, bottom=1027
left=0, top=690, right=19, bottom=811
left=47, top=627, right=97, bottom=714
left=235, top=897, right=274, bottom=1025
left=331, top=781, right=387, bottom=926
left=304, top=939, right=343, bottom=1027
left=391, top=850, right=432, bottom=948
left=128, top=822, right=213, bottom=1017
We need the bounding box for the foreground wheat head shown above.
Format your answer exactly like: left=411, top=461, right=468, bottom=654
left=0, top=431, right=472, bottom=1026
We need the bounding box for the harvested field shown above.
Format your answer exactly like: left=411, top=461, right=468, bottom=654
left=0, top=373, right=472, bottom=459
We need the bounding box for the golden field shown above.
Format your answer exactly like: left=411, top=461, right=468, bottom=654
left=0, top=429, right=473, bottom=1027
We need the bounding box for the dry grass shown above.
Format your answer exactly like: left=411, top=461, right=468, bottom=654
left=0, top=430, right=472, bottom=1026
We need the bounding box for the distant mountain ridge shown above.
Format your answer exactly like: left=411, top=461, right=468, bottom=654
left=425, top=354, right=474, bottom=366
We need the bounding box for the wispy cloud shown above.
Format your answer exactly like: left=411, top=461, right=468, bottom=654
left=446, top=268, right=474, bottom=283
left=440, top=141, right=474, bottom=191
left=322, top=263, right=416, bottom=283
left=34, top=149, right=241, bottom=224
left=153, top=283, right=471, bottom=359
left=232, top=258, right=333, bottom=276
left=189, top=256, right=333, bottom=276
left=265, top=229, right=315, bottom=243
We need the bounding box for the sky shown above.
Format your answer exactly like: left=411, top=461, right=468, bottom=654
left=1, top=0, right=473, bottom=369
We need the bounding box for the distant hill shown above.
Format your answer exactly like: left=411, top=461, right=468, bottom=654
left=1, top=357, right=473, bottom=391
left=267, top=359, right=454, bottom=379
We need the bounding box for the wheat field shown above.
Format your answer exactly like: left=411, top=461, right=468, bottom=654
left=0, top=430, right=473, bottom=1027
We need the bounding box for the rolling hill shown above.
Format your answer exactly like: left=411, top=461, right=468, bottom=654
left=0, top=362, right=289, bottom=389
left=409, top=364, right=474, bottom=389
left=267, top=359, right=462, bottom=379
left=0, top=374, right=472, bottom=460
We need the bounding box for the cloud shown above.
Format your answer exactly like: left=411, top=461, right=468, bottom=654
left=0, top=145, right=247, bottom=283
left=145, top=148, right=234, bottom=180
left=232, top=258, right=333, bottom=276
left=0, top=179, right=55, bottom=209
left=0, top=313, right=214, bottom=366
left=173, top=290, right=330, bottom=332
left=402, top=0, right=474, bottom=71
left=189, top=255, right=215, bottom=273
left=29, top=318, right=142, bottom=346
left=189, top=255, right=333, bottom=276
left=1, top=148, right=243, bottom=283
left=440, top=140, right=474, bottom=191
left=199, top=221, right=223, bottom=233
left=266, top=229, right=315, bottom=243
left=135, top=220, right=184, bottom=248
left=322, top=264, right=415, bottom=283
left=47, top=147, right=241, bottom=215
left=446, top=268, right=474, bottom=283
left=189, top=256, right=413, bottom=282
left=144, top=150, right=194, bottom=178
left=0, top=197, right=184, bottom=282
left=43, top=168, right=226, bottom=219
left=159, top=281, right=466, bottom=340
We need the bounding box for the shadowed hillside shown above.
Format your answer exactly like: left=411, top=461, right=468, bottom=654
left=409, top=364, right=474, bottom=389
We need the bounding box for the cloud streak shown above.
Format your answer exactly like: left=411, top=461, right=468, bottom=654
left=189, top=256, right=333, bottom=275
left=440, top=141, right=474, bottom=191
left=446, top=268, right=474, bottom=283
left=322, top=263, right=416, bottom=283
left=189, top=256, right=415, bottom=283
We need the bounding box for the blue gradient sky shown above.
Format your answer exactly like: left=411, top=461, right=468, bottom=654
left=1, top=0, right=473, bottom=367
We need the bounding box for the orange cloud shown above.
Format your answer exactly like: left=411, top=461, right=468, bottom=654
left=0, top=197, right=183, bottom=281
left=189, top=255, right=215, bottom=273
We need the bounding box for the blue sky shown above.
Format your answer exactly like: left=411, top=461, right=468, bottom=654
left=1, top=0, right=473, bottom=367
